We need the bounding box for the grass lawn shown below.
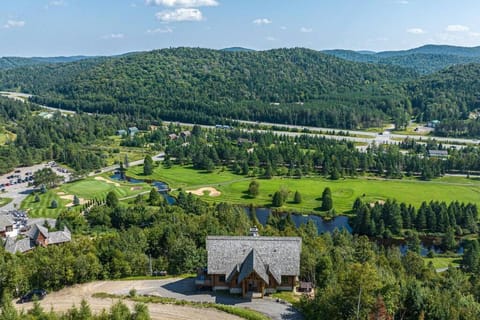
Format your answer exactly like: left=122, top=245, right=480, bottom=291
left=127, top=165, right=245, bottom=189
left=60, top=177, right=151, bottom=200
left=20, top=190, right=71, bottom=218
left=423, top=256, right=462, bottom=269
left=0, top=129, right=16, bottom=145
left=21, top=177, right=151, bottom=218
left=128, top=165, right=480, bottom=214
left=0, top=197, right=13, bottom=207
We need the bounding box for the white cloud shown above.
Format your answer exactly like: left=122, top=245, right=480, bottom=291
left=280, top=26, right=287, bottom=30
left=300, top=27, right=312, bottom=33
left=3, top=20, right=25, bottom=29
left=470, top=32, right=480, bottom=37
left=446, top=24, right=470, bottom=32
left=147, top=26, right=173, bottom=33
left=48, top=0, right=66, bottom=7
left=407, top=28, right=426, bottom=34
left=266, top=36, right=276, bottom=41
left=102, top=33, right=125, bottom=39
left=146, top=0, right=218, bottom=7
left=252, top=18, right=271, bottom=25
left=396, top=0, right=409, bottom=4
left=156, top=8, right=203, bottom=22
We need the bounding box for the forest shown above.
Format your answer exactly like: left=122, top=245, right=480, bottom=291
left=1, top=47, right=480, bottom=136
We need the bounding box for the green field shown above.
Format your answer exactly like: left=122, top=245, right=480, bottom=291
left=423, top=257, right=461, bottom=269
left=21, top=177, right=151, bottom=218
left=20, top=190, right=71, bottom=218
left=128, top=165, right=480, bottom=213
left=0, top=197, right=13, bottom=207
left=0, top=128, right=16, bottom=145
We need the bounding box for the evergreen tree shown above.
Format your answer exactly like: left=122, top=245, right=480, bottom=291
left=294, top=190, right=302, bottom=204
left=50, top=199, right=58, bottom=209
left=248, top=180, right=260, bottom=198
left=73, top=195, right=80, bottom=206
left=322, top=187, right=333, bottom=211
left=143, top=155, right=154, bottom=175
left=272, top=191, right=285, bottom=207
left=106, top=191, right=119, bottom=208
left=149, top=188, right=162, bottom=206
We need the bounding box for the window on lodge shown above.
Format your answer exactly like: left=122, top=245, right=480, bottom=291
left=219, top=275, right=226, bottom=283
left=281, top=276, right=290, bottom=285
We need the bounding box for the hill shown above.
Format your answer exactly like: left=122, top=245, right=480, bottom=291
left=221, top=47, right=255, bottom=52
left=0, top=47, right=415, bottom=129
left=0, top=56, right=96, bottom=70
left=324, top=45, right=480, bottom=74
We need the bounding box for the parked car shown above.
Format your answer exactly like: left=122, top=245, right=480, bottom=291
left=18, top=289, right=47, bottom=303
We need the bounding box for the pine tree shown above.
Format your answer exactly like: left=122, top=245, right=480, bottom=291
left=272, top=191, right=284, bottom=207
left=143, top=155, right=154, bottom=175
left=248, top=180, right=260, bottom=197
left=293, top=190, right=302, bottom=204
left=321, top=187, right=333, bottom=211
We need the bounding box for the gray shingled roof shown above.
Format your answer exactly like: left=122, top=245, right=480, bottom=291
left=27, top=224, right=49, bottom=240
left=238, top=248, right=270, bottom=284
left=48, top=226, right=71, bottom=245
left=0, top=215, right=14, bottom=231
left=4, top=237, right=34, bottom=254
left=207, top=236, right=301, bottom=281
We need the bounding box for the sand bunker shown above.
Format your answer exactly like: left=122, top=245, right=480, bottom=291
left=94, top=176, right=120, bottom=187
left=60, top=194, right=86, bottom=207
left=369, top=200, right=386, bottom=207
left=187, top=187, right=221, bottom=197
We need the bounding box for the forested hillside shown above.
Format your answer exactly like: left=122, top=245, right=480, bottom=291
left=0, top=56, right=96, bottom=70
left=0, top=48, right=414, bottom=129
left=324, top=49, right=480, bottom=74
left=2, top=47, right=480, bottom=135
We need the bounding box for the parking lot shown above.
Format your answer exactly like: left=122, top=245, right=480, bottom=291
left=0, top=162, right=71, bottom=212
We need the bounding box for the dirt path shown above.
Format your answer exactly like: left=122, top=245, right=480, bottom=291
left=14, top=281, right=242, bottom=320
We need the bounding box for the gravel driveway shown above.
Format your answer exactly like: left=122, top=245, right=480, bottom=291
left=15, top=278, right=303, bottom=320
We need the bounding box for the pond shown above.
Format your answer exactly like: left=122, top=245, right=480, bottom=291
left=245, top=207, right=352, bottom=234
left=110, top=173, right=176, bottom=205
left=246, top=207, right=464, bottom=256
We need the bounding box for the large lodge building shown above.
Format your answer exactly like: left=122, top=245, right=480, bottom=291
left=196, top=228, right=302, bottom=298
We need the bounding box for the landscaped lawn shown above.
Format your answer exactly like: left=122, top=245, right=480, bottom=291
left=20, top=190, right=71, bottom=218
left=128, top=165, right=480, bottom=214
left=127, top=165, right=245, bottom=189
left=21, top=177, right=151, bottom=218
left=0, top=197, right=13, bottom=207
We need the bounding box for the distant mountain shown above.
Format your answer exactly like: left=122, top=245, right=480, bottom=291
left=323, top=45, right=480, bottom=74
left=0, top=56, right=96, bottom=70
left=221, top=47, right=255, bottom=52
left=378, top=44, right=480, bottom=58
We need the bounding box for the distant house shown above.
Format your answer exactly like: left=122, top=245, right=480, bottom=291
left=237, top=138, right=252, bottom=146
left=181, top=131, right=191, bottom=139
left=168, top=133, right=178, bottom=140
left=428, top=150, right=448, bottom=158
left=0, top=215, right=14, bottom=238
left=427, top=120, right=441, bottom=128
left=128, top=127, right=139, bottom=136
left=116, top=129, right=127, bottom=136
left=4, top=224, right=71, bottom=254
left=196, top=228, right=302, bottom=298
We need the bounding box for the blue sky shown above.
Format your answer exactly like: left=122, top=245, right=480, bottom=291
left=1, top=0, right=480, bottom=56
